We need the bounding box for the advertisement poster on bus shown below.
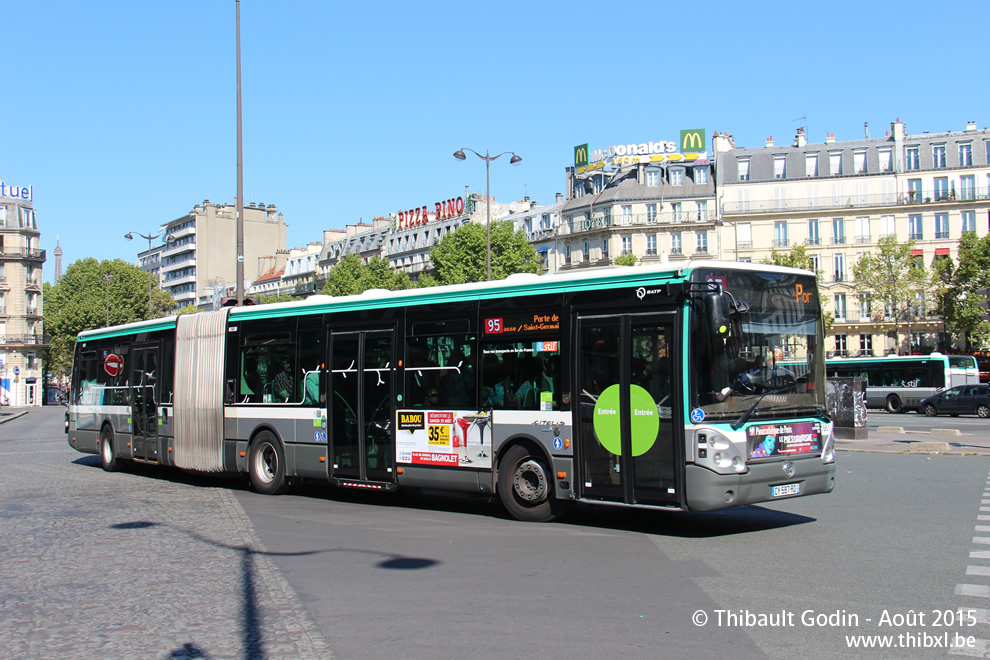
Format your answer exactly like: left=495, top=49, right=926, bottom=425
left=747, top=421, right=821, bottom=459
left=395, top=410, right=492, bottom=469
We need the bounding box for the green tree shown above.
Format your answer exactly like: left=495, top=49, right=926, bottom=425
left=937, top=231, right=990, bottom=349
left=613, top=253, right=638, bottom=267
left=760, top=242, right=834, bottom=331
left=852, top=235, right=929, bottom=353
left=429, top=220, right=540, bottom=285
left=43, top=258, right=176, bottom=375
left=320, top=254, right=411, bottom=297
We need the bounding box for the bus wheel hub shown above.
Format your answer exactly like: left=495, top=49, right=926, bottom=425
left=513, top=459, right=547, bottom=502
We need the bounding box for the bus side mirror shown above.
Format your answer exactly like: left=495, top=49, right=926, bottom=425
left=705, top=291, right=732, bottom=339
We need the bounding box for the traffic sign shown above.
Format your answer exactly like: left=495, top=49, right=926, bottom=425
left=13, top=367, right=19, bottom=376
left=104, top=354, right=123, bottom=378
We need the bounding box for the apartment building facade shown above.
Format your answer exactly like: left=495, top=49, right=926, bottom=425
left=0, top=179, right=46, bottom=406
left=715, top=119, right=990, bottom=356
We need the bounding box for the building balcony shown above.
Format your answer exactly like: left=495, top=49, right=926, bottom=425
left=25, top=306, right=40, bottom=316
left=564, top=209, right=718, bottom=235
left=24, top=279, right=42, bottom=291
left=722, top=187, right=990, bottom=216
left=163, top=273, right=196, bottom=287
left=0, top=248, right=45, bottom=261
left=0, top=334, right=49, bottom=347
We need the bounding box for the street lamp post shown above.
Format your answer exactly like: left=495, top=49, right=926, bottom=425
left=102, top=273, right=113, bottom=326
left=453, top=148, right=522, bottom=281
left=125, top=231, right=174, bottom=320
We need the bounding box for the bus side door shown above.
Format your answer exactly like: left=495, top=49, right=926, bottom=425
left=329, top=328, right=396, bottom=484
left=575, top=314, right=681, bottom=507
left=130, top=345, right=160, bottom=462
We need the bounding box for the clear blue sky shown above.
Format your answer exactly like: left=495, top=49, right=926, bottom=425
left=3, top=0, right=987, bottom=283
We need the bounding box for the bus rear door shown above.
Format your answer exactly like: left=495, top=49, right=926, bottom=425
left=130, top=345, right=160, bottom=462
left=576, top=314, right=681, bottom=507
left=329, top=328, right=396, bottom=487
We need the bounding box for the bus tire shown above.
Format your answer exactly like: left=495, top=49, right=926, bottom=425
left=978, top=405, right=990, bottom=419
left=885, top=395, right=902, bottom=414
left=497, top=444, right=565, bottom=523
left=100, top=426, right=120, bottom=472
left=249, top=432, right=288, bottom=495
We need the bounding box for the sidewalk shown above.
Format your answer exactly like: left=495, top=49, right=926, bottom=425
left=837, top=426, right=990, bottom=455
left=0, top=406, right=30, bottom=424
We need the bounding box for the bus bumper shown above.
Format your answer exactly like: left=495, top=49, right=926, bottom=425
left=684, top=459, right=836, bottom=511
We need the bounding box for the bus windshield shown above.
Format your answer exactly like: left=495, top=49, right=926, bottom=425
left=691, top=269, right=826, bottom=423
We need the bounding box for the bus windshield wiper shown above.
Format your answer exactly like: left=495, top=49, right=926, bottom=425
left=730, top=386, right=801, bottom=431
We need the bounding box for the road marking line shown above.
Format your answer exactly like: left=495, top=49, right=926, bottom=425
left=956, top=584, right=990, bottom=597
left=968, top=566, right=990, bottom=576
left=970, top=551, right=990, bottom=560
left=975, top=537, right=990, bottom=545
left=977, top=526, right=990, bottom=533
left=951, top=638, right=990, bottom=657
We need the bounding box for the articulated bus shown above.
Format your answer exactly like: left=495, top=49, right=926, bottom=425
left=67, top=261, right=835, bottom=522
left=825, top=353, right=979, bottom=413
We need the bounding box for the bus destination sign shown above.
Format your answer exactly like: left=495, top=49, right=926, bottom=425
left=484, top=313, right=560, bottom=336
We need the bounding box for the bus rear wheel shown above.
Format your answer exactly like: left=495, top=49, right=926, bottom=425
left=100, top=426, right=120, bottom=472
left=249, top=432, right=288, bottom=495
left=885, top=395, right=903, bottom=414
left=497, top=445, right=566, bottom=522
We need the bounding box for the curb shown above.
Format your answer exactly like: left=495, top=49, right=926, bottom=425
left=0, top=409, right=28, bottom=424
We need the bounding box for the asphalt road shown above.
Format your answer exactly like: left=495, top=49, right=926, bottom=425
left=235, top=450, right=990, bottom=659
left=8, top=406, right=990, bottom=659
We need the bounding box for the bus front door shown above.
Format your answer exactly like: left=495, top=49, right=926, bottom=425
left=330, top=329, right=395, bottom=485
left=576, top=315, right=680, bottom=507
left=130, top=346, right=160, bottom=462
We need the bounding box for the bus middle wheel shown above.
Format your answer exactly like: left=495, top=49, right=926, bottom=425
left=498, top=445, right=563, bottom=523
left=249, top=432, right=288, bottom=495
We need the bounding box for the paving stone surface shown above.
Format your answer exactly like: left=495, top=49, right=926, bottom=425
left=0, top=408, right=334, bottom=659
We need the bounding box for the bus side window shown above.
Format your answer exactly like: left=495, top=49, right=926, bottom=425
left=404, top=334, right=476, bottom=409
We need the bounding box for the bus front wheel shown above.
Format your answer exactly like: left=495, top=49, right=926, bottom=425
left=885, top=395, right=903, bottom=414
left=100, top=426, right=120, bottom=472
left=497, top=445, right=566, bottom=522
left=249, top=432, right=288, bottom=495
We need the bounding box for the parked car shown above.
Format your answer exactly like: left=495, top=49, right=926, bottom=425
left=920, top=384, right=990, bottom=418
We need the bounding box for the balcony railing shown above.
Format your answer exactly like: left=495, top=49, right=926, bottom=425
left=0, top=248, right=45, bottom=260
left=564, top=209, right=718, bottom=235
left=722, top=187, right=990, bottom=215
left=0, top=334, right=49, bottom=346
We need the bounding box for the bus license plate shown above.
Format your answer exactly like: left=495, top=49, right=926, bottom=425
left=771, top=483, right=801, bottom=498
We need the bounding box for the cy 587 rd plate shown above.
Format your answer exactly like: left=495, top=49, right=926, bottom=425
left=771, top=483, right=801, bottom=497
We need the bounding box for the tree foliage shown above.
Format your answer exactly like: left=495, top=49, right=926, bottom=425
left=429, top=220, right=541, bottom=285
left=320, top=254, right=411, bottom=297
left=614, top=253, right=637, bottom=267
left=43, top=258, right=176, bottom=375
left=934, top=231, right=990, bottom=349
left=852, top=235, right=929, bottom=352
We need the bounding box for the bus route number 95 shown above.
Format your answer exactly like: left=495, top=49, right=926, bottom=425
left=485, top=318, right=503, bottom=334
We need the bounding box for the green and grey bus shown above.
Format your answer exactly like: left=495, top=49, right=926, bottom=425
left=825, top=353, right=979, bottom=413
left=67, top=261, right=835, bottom=521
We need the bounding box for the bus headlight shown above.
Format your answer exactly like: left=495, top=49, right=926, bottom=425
left=821, top=423, right=836, bottom=464
left=698, top=430, right=747, bottom=474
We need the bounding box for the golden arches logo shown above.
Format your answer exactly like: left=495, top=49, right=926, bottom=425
left=574, top=143, right=589, bottom=168
left=680, top=129, right=705, bottom=152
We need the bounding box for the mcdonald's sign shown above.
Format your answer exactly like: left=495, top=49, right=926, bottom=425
left=680, top=129, right=706, bottom=152
left=574, top=144, right=589, bottom=168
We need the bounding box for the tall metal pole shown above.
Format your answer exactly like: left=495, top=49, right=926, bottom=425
left=485, top=152, right=491, bottom=281
left=235, top=0, right=245, bottom=306
left=147, top=235, right=154, bottom=320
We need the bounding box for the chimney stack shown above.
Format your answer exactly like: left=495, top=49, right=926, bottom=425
left=825, top=132, right=836, bottom=144
left=766, top=136, right=774, bottom=148
left=967, top=120, right=978, bottom=132
left=794, top=128, right=807, bottom=148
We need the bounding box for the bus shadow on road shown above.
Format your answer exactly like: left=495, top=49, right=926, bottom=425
left=75, top=456, right=814, bottom=537
left=564, top=503, right=816, bottom=538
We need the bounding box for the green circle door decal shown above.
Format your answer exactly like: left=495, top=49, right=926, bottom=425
left=592, top=384, right=660, bottom=457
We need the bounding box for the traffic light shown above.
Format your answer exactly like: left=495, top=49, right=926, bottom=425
left=977, top=287, right=990, bottom=322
